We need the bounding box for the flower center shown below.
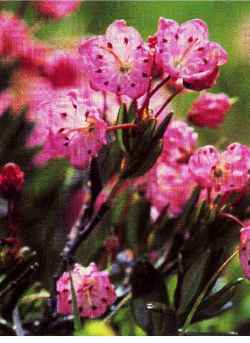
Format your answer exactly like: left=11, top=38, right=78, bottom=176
left=119, top=62, right=131, bottom=73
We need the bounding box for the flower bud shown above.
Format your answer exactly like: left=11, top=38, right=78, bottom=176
left=240, top=227, right=250, bottom=279
left=0, top=163, right=24, bottom=198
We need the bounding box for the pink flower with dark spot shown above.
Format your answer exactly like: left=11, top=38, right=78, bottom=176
left=146, top=161, right=196, bottom=217
left=240, top=226, right=250, bottom=279
left=162, top=120, right=198, bottom=165
left=79, top=20, right=153, bottom=99
left=154, top=17, right=228, bottom=90
left=188, top=92, right=232, bottom=128
left=189, top=143, right=250, bottom=192
left=188, top=145, right=220, bottom=188
left=27, top=89, right=107, bottom=169
left=34, top=0, right=81, bottom=20
left=56, top=263, right=116, bottom=318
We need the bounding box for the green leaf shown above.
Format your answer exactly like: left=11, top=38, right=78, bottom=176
left=153, top=112, right=173, bottom=140
left=70, top=273, right=81, bottom=332
left=116, top=103, right=127, bottom=153
left=75, top=321, right=115, bottom=336
left=177, top=249, right=211, bottom=315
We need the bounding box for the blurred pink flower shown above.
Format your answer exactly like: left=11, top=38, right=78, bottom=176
left=154, top=17, right=228, bottom=90
left=57, top=262, right=116, bottom=318
left=79, top=20, right=152, bottom=99
left=34, top=0, right=81, bottom=19
left=188, top=92, right=232, bottom=128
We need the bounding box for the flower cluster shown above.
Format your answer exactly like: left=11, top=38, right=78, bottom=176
left=56, top=263, right=116, bottom=318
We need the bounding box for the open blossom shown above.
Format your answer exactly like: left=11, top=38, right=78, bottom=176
left=57, top=263, right=116, bottom=318
left=0, top=11, right=29, bottom=59
left=162, top=120, right=198, bottom=165
left=154, top=18, right=228, bottom=90
left=27, top=89, right=107, bottom=169
left=146, top=160, right=196, bottom=217
left=189, top=143, right=250, bottom=192
left=240, top=227, right=250, bottom=279
left=79, top=20, right=152, bottom=99
left=34, top=0, right=81, bottom=19
left=188, top=92, right=232, bottom=128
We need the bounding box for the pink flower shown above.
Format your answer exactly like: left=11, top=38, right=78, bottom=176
left=240, top=227, right=250, bottom=279
left=34, top=0, right=81, bottom=20
left=79, top=20, right=153, bottom=99
left=188, top=92, right=232, bottom=128
left=188, top=145, right=220, bottom=188
left=0, top=11, right=30, bottom=59
left=189, top=143, right=250, bottom=192
left=154, top=18, right=228, bottom=90
left=27, top=89, right=107, bottom=169
left=43, top=50, right=82, bottom=88
left=146, top=160, right=196, bottom=217
left=162, top=120, right=198, bottom=165
left=56, top=263, right=116, bottom=318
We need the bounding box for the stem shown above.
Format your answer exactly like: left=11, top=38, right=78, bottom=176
left=155, top=89, right=182, bottom=118
left=149, top=75, right=171, bottom=99
left=181, top=249, right=239, bottom=332
left=104, top=292, right=132, bottom=323
left=107, top=123, right=137, bottom=132
left=219, top=213, right=244, bottom=228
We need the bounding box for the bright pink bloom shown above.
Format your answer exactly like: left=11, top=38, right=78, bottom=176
left=240, top=227, right=250, bottom=279
left=79, top=20, right=153, bottom=99
left=0, top=163, right=24, bottom=198
left=162, top=120, right=198, bottom=165
left=189, top=143, right=250, bottom=192
left=43, top=50, right=82, bottom=88
left=56, top=263, right=116, bottom=318
left=27, top=89, right=107, bottom=169
left=188, top=92, right=232, bottom=128
left=146, top=161, right=195, bottom=217
left=154, top=18, right=228, bottom=90
left=0, top=11, right=30, bottom=59
left=34, top=0, right=81, bottom=19
left=188, top=145, right=220, bottom=188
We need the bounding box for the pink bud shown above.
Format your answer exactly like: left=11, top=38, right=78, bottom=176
left=188, top=92, right=232, bottom=128
left=0, top=163, right=24, bottom=198
left=34, top=0, right=81, bottom=20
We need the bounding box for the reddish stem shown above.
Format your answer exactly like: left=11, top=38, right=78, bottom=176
left=107, top=123, right=137, bottom=132
left=149, top=75, right=171, bottom=99
left=155, top=88, right=182, bottom=118
left=220, top=212, right=244, bottom=227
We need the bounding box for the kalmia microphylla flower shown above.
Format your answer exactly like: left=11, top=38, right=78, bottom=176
left=56, top=263, right=116, bottom=318
left=27, top=89, right=107, bottom=169
left=0, top=11, right=30, bottom=59
left=43, top=50, right=82, bottom=88
left=0, top=163, right=24, bottom=198
left=189, top=143, right=250, bottom=192
left=79, top=20, right=153, bottom=99
left=146, top=160, right=196, bottom=217
left=188, top=92, right=232, bottom=128
left=162, top=120, right=198, bottom=165
left=34, top=0, right=81, bottom=20
left=240, top=226, right=250, bottom=279
left=154, top=17, right=228, bottom=90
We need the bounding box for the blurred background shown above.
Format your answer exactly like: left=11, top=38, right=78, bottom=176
left=2, top=0, right=250, bottom=334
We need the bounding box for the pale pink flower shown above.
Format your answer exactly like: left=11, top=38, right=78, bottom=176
left=79, top=20, right=153, bottom=99
left=34, top=0, right=81, bottom=19
left=27, top=89, right=107, bottom=169
left=162, top=120, right=198, bottom=164
left=56, top=263, right=116, bottom=318
left=154, top=18, right=228, bottom=90
left=188, top=92, right=232, bottom=128
left=146, top=161, right=196, bottom=217
left=189, top=143, right=250, bottom=192
left=240, top=227, right=250, bottom=279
